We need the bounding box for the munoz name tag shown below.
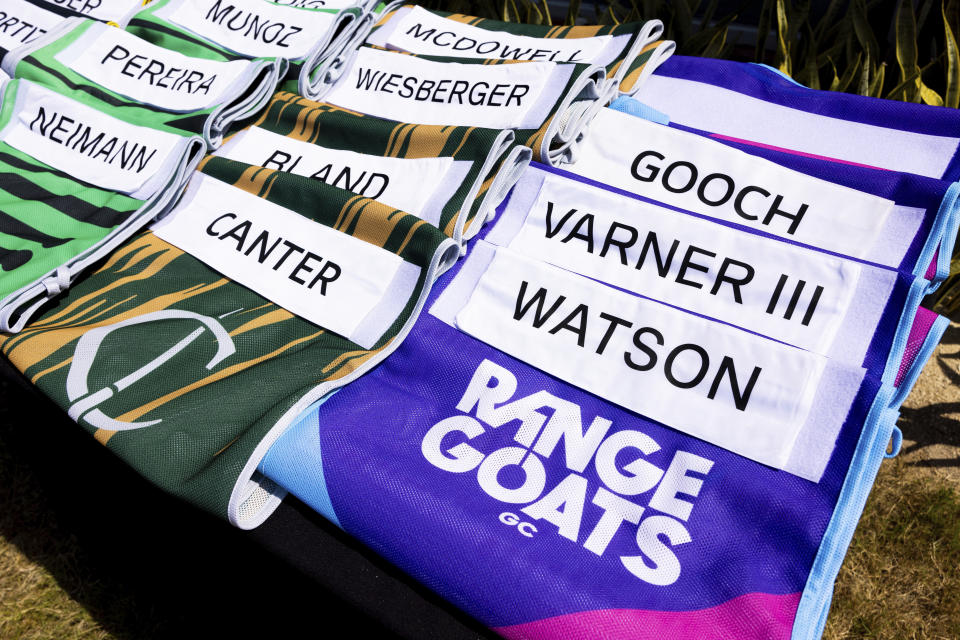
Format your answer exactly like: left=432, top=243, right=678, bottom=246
left=490, top=169, right=867, bottom=356
left=571, top=108, right=895, bottom=260
left=153, top=174, right=414, bottom=349
left=433, top=243, right=828, bottom=471
left=375, top=5, right=614, bottom=65
left=166, top=0, right=335, bottom=59
left=219, top=126, right=456, bottom=223
left=324, top=46, right=553, bottom=130
left=0, top=80, right=180, bottom=195
left=62, top=22, right=251, bottom=112
left=0, top=0, right=60, bottom=52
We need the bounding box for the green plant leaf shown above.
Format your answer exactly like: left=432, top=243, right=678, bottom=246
left=896, top=0, right=922, bottom=101
left=755, top=0, right=774, bottom=63
left=944, top=0, right=960, bottom=107
left=776, top=0, right=792, bottom=75
left=869, top=60, right=886, bottom=95
left=837, top=51, right=863, bottom=91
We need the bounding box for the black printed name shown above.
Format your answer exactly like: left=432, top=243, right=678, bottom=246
left=631, top=150, right=810, bottom=235
left=28, top=106, right=158, bottom=173
left=0, top=11, right=48, bottom=45
left=43, top=0, right=101, bottom=14
left=403, top=22, right=587, bottom=62
left=101, top=44, right=220, bottom=95
left=205, top=212, right=342, bottom=294
left=263, top=149, right=390, bottom=199
left=512, top=280, right=763, bottom=411
left=354, top=66, right=531, bottom=107
left=204, top=0, right=303, bottom=48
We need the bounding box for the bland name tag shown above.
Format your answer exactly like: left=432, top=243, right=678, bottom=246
left=324, top=46, right=553, bottom=130
left=0, top=0, right=61, bottom=53
left=570, top=108, right=895, bottom=260
left=153, top=174, right=409, bottom=348
left=166, top=0, right=336, bottom=60
left=220, top=126, right=456, bottom=222
left=493, top=169, right=865, bottom=355
left=0, top=80, right=180, bottom=195
left=439, top=243, right=827, bottom=471
left=378, top=6, right=613, bottom=65
left=63, top=22, right=250, bottom=112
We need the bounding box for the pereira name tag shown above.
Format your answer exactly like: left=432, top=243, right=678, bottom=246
left=153, top=174, right=410, bottom=348
left=570, top=108, right=895, bottom=260
left=435, top=243, right=829, bottom=471
left=63, top=22, right=250, bottom=112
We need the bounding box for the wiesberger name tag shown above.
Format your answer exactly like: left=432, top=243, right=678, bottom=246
left=219, top=126, right=456, bottom=222
left=437, top=243, right=827, bottom=471
left=571, top=108, right=895, bottom=260
left=493, top=170, right=864, bottom=356
left=166, top=0, right=335, bottom=59
left=62, top=22, right=250, bottom=112
left=0, top=80, right=179, bottom=195
left=378, top=5, right=613, bottom=65
left=324, top=46, right=552, bottom=129
left=153, top=174, right=408, bottom=348
left=0, top=0, right=61, bottom=53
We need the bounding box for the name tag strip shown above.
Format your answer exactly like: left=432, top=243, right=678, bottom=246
left=486, top=165, right=904, bottom=370
left=153, top=173, right=420, bottom=349
left=431, top=241, right=866, bottom=479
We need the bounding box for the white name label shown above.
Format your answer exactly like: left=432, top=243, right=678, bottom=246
left=166, top=0, right=336, bottom=59
left=324, top=46, right=552, bottom=129
left=0, top=0, right=60, bottom=53
left=377, top=6, right=613, bottom=64
left=494, top=169, right=863, bottom=355
left=570, top=108, right=895, bottom=260
left=63, top=23, right=250, bottom=112
left=154, top=174, right=410, bottom=348
left=0, top=80, right=180, bottom=195
left=39, top=0, right=137, bottom=22
left=437, top=243, right=827, bottom=470
left=219, top=126, right=455, bottom=223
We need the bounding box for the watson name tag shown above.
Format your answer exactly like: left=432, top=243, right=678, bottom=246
left=0, top=80, right=180, bottom=195
left=166, top=0, right=335, bottom=59
left=492, top=169, right=866, bottom=356
left=377, top=6, right=613, bottom=64
left=324, top=46, right=553, bottom=130
left=0, top=0, right=61, bottom=53
left=434, top=243, right=828, bottom=471
left=220, top=126, right=456, bottom=222
left=571, top=108, right=895, bottom=260
left=153, top=174, right=409, bottom=348
left=63, top=22, right=250, bottom=112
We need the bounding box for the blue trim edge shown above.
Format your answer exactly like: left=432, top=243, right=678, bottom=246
left=916, top=181, right=960, bottom=291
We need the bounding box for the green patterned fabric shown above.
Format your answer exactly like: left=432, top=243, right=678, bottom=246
left=367, top=3, right=674, bottom=96
left=125, top=0, right=368, bottom=97
left=306, top=44, right=608, bottom=166
left=2, top=17, right=284, bottom=148
left=225, top=90, right=531, bottom=242
left=0, top=78, right=204, bottom=333
left=0, top=156, right=457, bottom=527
